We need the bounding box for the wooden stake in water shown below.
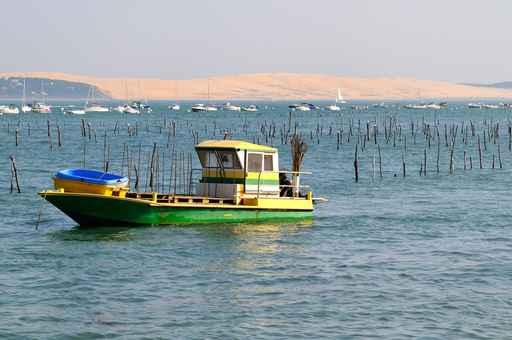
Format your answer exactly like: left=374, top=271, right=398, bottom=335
left=436, top=140, right=440, bottom=174
left=402, top=151, right=406, bottom=177
left=498, top=143, right=503, bottom=169
left=478, top=135, right=483, bottom=169
left=354, top=144, right=359, bottom=182
left=57, top=125, right=62, bottom=147
left=47, top=120, right=52, bottom=151
left=378, top=144, right=382, bottom=178
left=9, top=155, right=21, bottom=193
left=423, top=148, right=427, bottom=176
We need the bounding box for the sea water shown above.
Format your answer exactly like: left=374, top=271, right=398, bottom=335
left=1, top=102, right=512, bottom=339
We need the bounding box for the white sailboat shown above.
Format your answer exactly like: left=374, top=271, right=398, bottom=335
left=84, top=86, right=109, bottom=112
left=168, top=80, right=181, bottom=111
left=337, top=88, right=347, bottom=104
left=32, top=80, right=52, bottom=113
left=21, top=78, right=32, bottom=113
left=325, top=104, right=340, bottom=111
left=223, top=102, right=241, bottom=111
left=205, top=78, right=218, bottom=111
left=325, top=88, right=343, bottom=111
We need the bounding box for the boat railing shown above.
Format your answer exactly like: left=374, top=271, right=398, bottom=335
left=193, top=167, right=311, bottom=200
left=256, top=170, right=312, bottom=199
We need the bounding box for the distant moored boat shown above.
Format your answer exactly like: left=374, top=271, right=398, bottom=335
left=0, top=104, right=20, bottom=114
left=242, top=105, right=258, bottom=112
left=31, top=102, right=52, bottom=113
left=168, top=104, right=180, bottom=111
left=84, top=104, right=110, bottom=113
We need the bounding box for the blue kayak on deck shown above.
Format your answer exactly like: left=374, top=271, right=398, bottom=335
left=54, top=169, right=128, bottom=186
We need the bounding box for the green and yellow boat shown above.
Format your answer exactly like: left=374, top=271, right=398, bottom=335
left=40, top=140, right=318, bottom=227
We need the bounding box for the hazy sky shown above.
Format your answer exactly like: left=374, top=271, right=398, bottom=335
left=2, top=0, right=511, bottom=83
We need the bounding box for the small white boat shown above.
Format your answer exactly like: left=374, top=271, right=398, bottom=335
left=123, top=105, right=140, bottom=114
left=242, top=105, right=258, bottom=112
left=21, top=105, right=32, bottom=113
left=191, top=104, right=207, bottom=112
left=0, top=104, right=20, bottom=114
left=113, top=105, right=125, bottom=113
left=85, top=104, right=110, bottom=113
left=168, top=104, right=180, bottom=111
left=468, top=103, right=483, bottom=109
left=404, top=103, right=428, bottom=109
left=130, top=101, right=152, bottom=113
left=482, top=104, right=499, bottom=109
left=65, top=109, right=86, bottom=115
left=296, top=104, right=311, bottom=111
left=324, top=104, right=341, bottom=111
left=223, top=103, right=241, bottom=111
left=32, top=102, right=52, bottom=113
left=425, top=103, right=441, bottom=110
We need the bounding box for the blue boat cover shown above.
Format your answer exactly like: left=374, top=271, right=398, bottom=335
left=55, top=169, right=128, bottom=186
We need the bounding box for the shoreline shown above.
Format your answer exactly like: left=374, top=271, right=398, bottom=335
left=1, top=72, right=512, bottom=101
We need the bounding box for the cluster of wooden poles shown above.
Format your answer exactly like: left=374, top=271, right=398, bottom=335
left=4, top=112, right=512, bottom=193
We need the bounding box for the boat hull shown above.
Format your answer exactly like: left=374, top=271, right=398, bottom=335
left=41, top=192, right=313, bottom=227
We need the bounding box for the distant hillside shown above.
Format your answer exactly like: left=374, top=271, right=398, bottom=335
left=0, top=77, right=109, bottom=100
left=464, top=81, right=512, bottom=89
left=2, top=72, right=512, bottom=100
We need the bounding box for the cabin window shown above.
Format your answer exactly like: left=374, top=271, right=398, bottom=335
left=217, top=150, right=242, bottom=169
left=197, top=150, right=241, bottom=169
left=264, top=154, right=274, bottom=171
left=197, top=150, right=219, bottom=168
left=247, top=153, right=262, bottom=172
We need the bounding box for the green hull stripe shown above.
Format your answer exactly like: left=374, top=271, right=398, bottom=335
left=44, top=194, right=312, bottom=227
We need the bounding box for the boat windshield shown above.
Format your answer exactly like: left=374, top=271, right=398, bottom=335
left=197, top=150, right=241, bottom=169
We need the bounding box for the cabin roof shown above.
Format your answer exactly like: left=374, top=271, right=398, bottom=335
left=195, top=140, right=277, bottom=153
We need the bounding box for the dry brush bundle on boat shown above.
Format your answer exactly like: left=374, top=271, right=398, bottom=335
left=291, top=134, right=308, bottom=173
left=290, top=134, right=308, bottom=196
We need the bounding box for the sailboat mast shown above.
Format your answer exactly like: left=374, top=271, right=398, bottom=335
left=22, top=78, right=26, bottom=106
left=207, top=78, right=210, bottom=104
left=40, top=80, right=46, bottom=104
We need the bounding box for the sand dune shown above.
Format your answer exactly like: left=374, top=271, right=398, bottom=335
left=1, top=72, right=511, bottom=100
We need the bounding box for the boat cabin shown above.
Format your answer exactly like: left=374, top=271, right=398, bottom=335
left=195, top=140, right=280, bottom=201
